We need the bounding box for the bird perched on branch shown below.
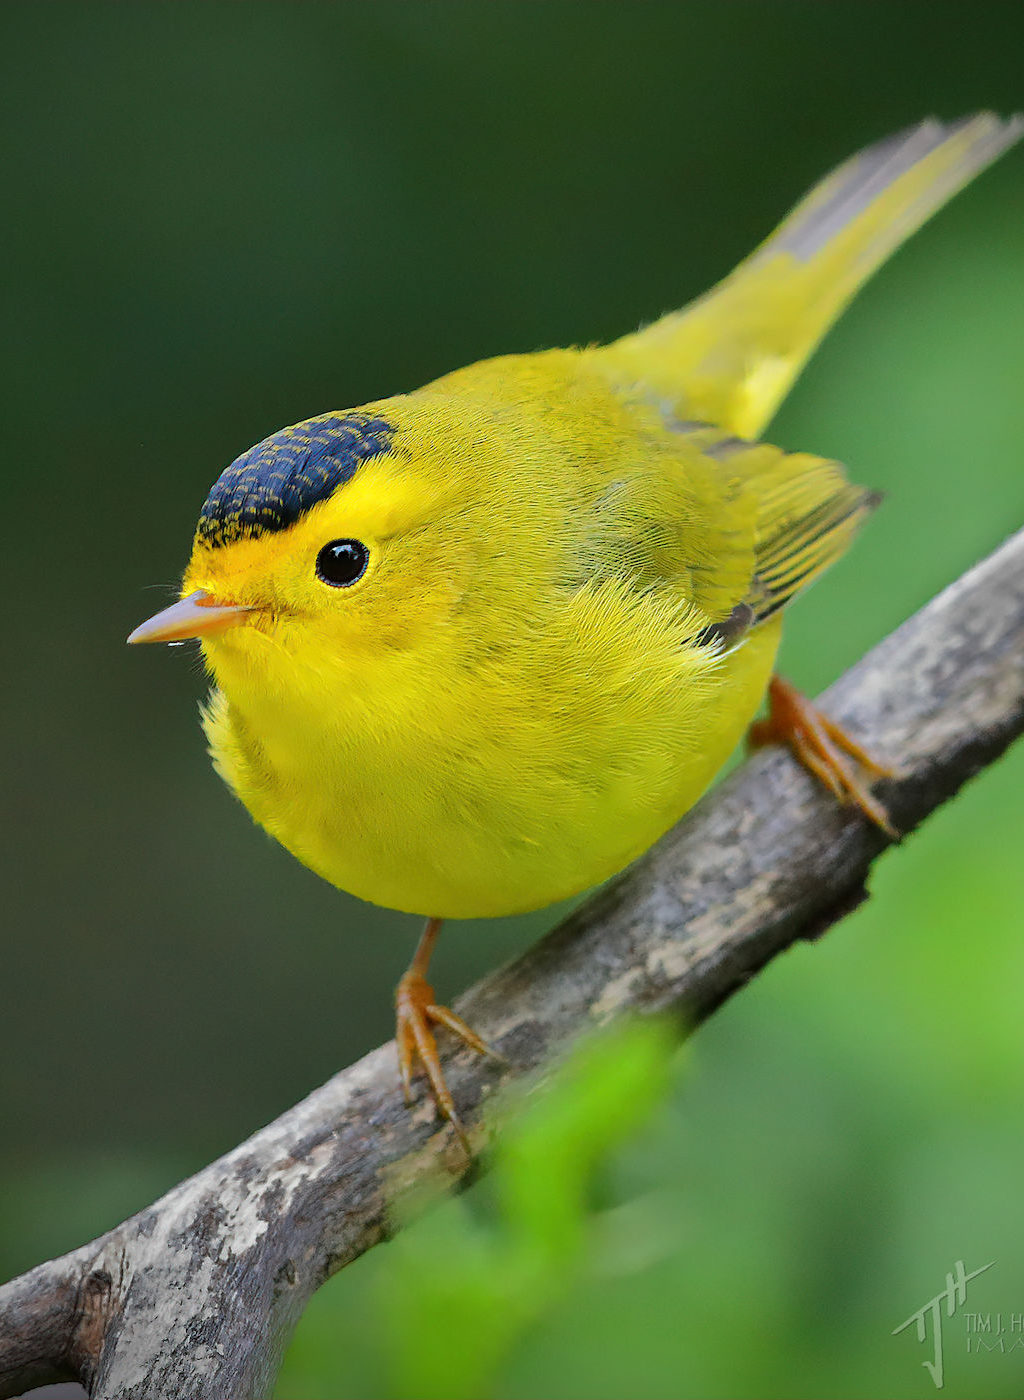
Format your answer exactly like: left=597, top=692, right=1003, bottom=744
left=130, top=113, right=1022, bottom=1141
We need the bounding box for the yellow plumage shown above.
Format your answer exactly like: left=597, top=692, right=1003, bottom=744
left=134, top=114, right=1021, bottom=925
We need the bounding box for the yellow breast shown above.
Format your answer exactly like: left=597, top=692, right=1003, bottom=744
left=202, top=581, right=781, bottom=920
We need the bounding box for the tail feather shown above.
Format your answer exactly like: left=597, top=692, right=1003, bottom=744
left=602, top=113, right=1023, bottom=439
left=769, top=114, right=1022, bottom=270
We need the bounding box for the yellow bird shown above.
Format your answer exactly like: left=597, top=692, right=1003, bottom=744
left=130, top=114, right=1021, bottom=1135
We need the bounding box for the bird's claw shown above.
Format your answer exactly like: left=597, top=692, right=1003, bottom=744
left=395, top=968, right=501, bottom=1148
left=749, top=674, right=899, bottom=840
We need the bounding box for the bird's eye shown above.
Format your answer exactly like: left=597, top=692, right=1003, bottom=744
left=315, top=539, right=370, bottom=588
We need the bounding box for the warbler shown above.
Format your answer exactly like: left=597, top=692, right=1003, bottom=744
left=130, top=114, right=1021, bottom=1136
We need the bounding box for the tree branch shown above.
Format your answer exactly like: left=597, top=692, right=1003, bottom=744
left=3, top=526, right=1023, bottom=1400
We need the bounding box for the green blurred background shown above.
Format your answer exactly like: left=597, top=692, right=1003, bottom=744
left=2, top=4, right=1023, bottom=1397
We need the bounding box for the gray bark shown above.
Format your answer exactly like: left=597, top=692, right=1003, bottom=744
left=2, top=525, right=1023, bottom=1400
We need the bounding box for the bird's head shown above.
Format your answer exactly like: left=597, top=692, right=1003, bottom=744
left=127, top=406, right=485, bottom=695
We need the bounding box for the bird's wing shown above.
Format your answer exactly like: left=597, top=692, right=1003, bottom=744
left=581, top=419, right=876, bottom=643
left=672, top=425, right=878, bottom=644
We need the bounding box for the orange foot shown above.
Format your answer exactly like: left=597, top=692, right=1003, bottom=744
left=395, top=917, right=500, bottom=1146
left=749, top=674, right=898, bottom=840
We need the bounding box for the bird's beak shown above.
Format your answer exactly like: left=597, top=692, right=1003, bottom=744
left=127, top=590, right=255, bottom=645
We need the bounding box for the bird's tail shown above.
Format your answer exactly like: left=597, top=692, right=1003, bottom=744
left=603, top=113, right=1023, bottom=439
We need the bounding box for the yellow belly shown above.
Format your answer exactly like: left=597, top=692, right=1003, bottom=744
left=203, top=614, right=781, bottom=920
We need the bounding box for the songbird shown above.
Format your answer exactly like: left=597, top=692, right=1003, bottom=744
left=130, top=114, right=1021, bottom=1138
